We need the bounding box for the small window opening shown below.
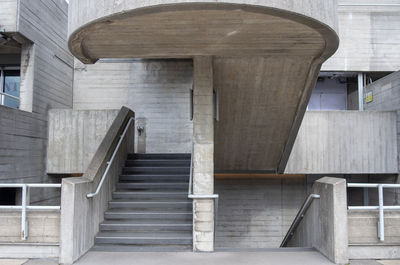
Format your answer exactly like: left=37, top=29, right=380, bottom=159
left=0, top=67, right=20, bottom=109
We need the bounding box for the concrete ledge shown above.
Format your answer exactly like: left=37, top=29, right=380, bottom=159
left=349, top=245, right=400, bottom=260
left=0, top=243, right=59, bottom=259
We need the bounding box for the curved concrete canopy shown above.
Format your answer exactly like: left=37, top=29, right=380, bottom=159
left=68, top=1, right=338, bottom=63
left=68, top=0, right=339, bottom=173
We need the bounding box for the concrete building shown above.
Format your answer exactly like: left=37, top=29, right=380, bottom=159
left=0, top=0, right=399, bottom=264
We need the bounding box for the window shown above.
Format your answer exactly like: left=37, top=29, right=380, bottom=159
left=0, top=67, right=20, bottom=109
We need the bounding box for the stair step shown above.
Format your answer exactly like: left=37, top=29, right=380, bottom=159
left=92, top=244, right=192, bottom=252
left=128, top=153, right=191, bottom=160
left=109, top=201, right=192, bottom=210
left=126, top=160, right=190, bottom=167
left=95, top=231, right=192, bottom=245
left=123, top=167, right=190, bottom=174
left=105, top=211, right=192, bottom=220
left=100, top=221, right=192, bottom=232
left=119, top=174, right=189, bottom=182
left=112, top=192, right=188, bottom=200
left=116, top=182, right=187, bottom=190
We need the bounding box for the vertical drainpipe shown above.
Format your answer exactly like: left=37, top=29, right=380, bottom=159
left=358, top=73, right=364, bottom=111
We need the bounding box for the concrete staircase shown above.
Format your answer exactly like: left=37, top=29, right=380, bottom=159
left=93, top=153, right=193, bottom=252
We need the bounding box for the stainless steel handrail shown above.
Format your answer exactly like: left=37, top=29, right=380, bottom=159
left=0, top=91, right=20, bottom=101
left=87, top=117, right=134, bottom=198
left=188, top=142, right=219, bottom=246
left=347, top=183, right=400, bottom=241
left=0, top=183, right=61, bottom=240
left=280, top=193, right=320, bottom=247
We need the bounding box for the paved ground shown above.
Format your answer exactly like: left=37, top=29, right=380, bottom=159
left=1, top=255, right=400, bottom=265
left=0, top=259, right=58, bottom=265
left=73, top=251, right=335, bottom=265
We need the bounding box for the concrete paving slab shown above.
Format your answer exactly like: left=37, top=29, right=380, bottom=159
left=74, top=251, right=335, bottom=265
left=22, top=259, right=58, bottom=265
left=0, top=260, right=28, bottom=265
left=378, top=261, right=400, bottom=265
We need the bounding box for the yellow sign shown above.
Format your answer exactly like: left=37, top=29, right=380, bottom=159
left=366, top=91, right=373, bottom=103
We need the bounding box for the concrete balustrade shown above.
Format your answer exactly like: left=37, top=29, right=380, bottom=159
left=59, top=107, right=135, bottom=265
left=286, top=177, right=349, bottom=264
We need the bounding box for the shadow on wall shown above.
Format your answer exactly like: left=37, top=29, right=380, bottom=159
left=214, top=175, right=307, bottom=249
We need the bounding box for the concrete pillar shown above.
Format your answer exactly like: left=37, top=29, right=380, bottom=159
left=192, top=56, right=215, bottom=252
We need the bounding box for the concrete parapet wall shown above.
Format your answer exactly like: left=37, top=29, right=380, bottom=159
left=285, top=111, right=398, bottom=174
left=0, top=210, right=60, bottom=259
left=287, top=177, right=348, bottom=264
left=47, top=109, right=120, bottom=174
left=59, top=107, right=134, bottom=264
left=0, top=210, right=60, bottom=244
left=348, top=211, right=400, bottom=259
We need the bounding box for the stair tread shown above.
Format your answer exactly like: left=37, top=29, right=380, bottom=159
left=120, top=173, right=190, bottom=177
left=124, top=166, right=190, bottom=169
left=98, top=153, right=193, bottom=249
left=101, top=220, right=192, bottom=225
left=92, top=244, right=192, bottom=252
left=127, top=160, right=190, bottom=162
left=96, top=232, right=192, bottom=238
left=106, top=210, right=191, bottom=214
left=113, top=191, right=188, bottom=194
left=110, top=201, right=191, bottom=204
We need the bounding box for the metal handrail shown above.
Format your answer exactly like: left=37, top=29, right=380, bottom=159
left=0, top=91, right=20, bottom=101
left=87, top=117, right=134, bottom=198
left=188, top=142, right=220, bottom=245
left=280, top=193, right=320, bottom=247
left=347, top=183, right=400, bottom=241
left=0, top=183, right=61, bottom=240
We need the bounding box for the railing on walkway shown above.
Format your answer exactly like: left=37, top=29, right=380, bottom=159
left=0, top=183, right=61, bottom=240
left=188, top=142, right=219, bottom=245
left=347, top=183, right=400, bottom=241
left=280, top=193, right=320, bottom=247
left=87, top=117, right=135, bottom=198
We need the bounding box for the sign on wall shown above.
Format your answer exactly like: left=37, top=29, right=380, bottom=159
left=366, top=91, right=373, bottom=103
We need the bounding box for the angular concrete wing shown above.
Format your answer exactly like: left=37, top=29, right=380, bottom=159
left=68, top=0, right=339, bottom=173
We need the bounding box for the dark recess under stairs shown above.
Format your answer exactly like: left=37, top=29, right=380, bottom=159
left=92, top=153, right=193, bottom=252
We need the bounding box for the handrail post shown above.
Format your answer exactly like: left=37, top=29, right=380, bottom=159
left=21, top=184, right=28, bottom=240
left=378, top=184, right=384, bottom=241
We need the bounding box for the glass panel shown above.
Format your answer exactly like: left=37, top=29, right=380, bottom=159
left=2, top=70, right=20, bottom=109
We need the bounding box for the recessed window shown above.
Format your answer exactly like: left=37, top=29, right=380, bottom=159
left=0, top=67, right=20, bottom=109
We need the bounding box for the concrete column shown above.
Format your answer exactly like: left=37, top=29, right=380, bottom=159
left=192, top=56, right=215, bottom=252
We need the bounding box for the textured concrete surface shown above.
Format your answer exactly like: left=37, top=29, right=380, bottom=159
left=22, top=259, right=58, bottom=265
left=0, top=259, right=58, bottom=265
left=73, top=251, right=335, bottom=265
left=192, top=56, right=215, bottom=252
left=350, top=261, right=382, bottom=265
left=60, top=108, right=135, bottom=264
left=215, top=176, right=307, bottom=248
left=0, top=211, right=60, bottom=244
left=0, top=260, right=28, bottom=265
left=287, top=177, right=348, bottom=264
left=378, top=261, right=400, bottom=265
